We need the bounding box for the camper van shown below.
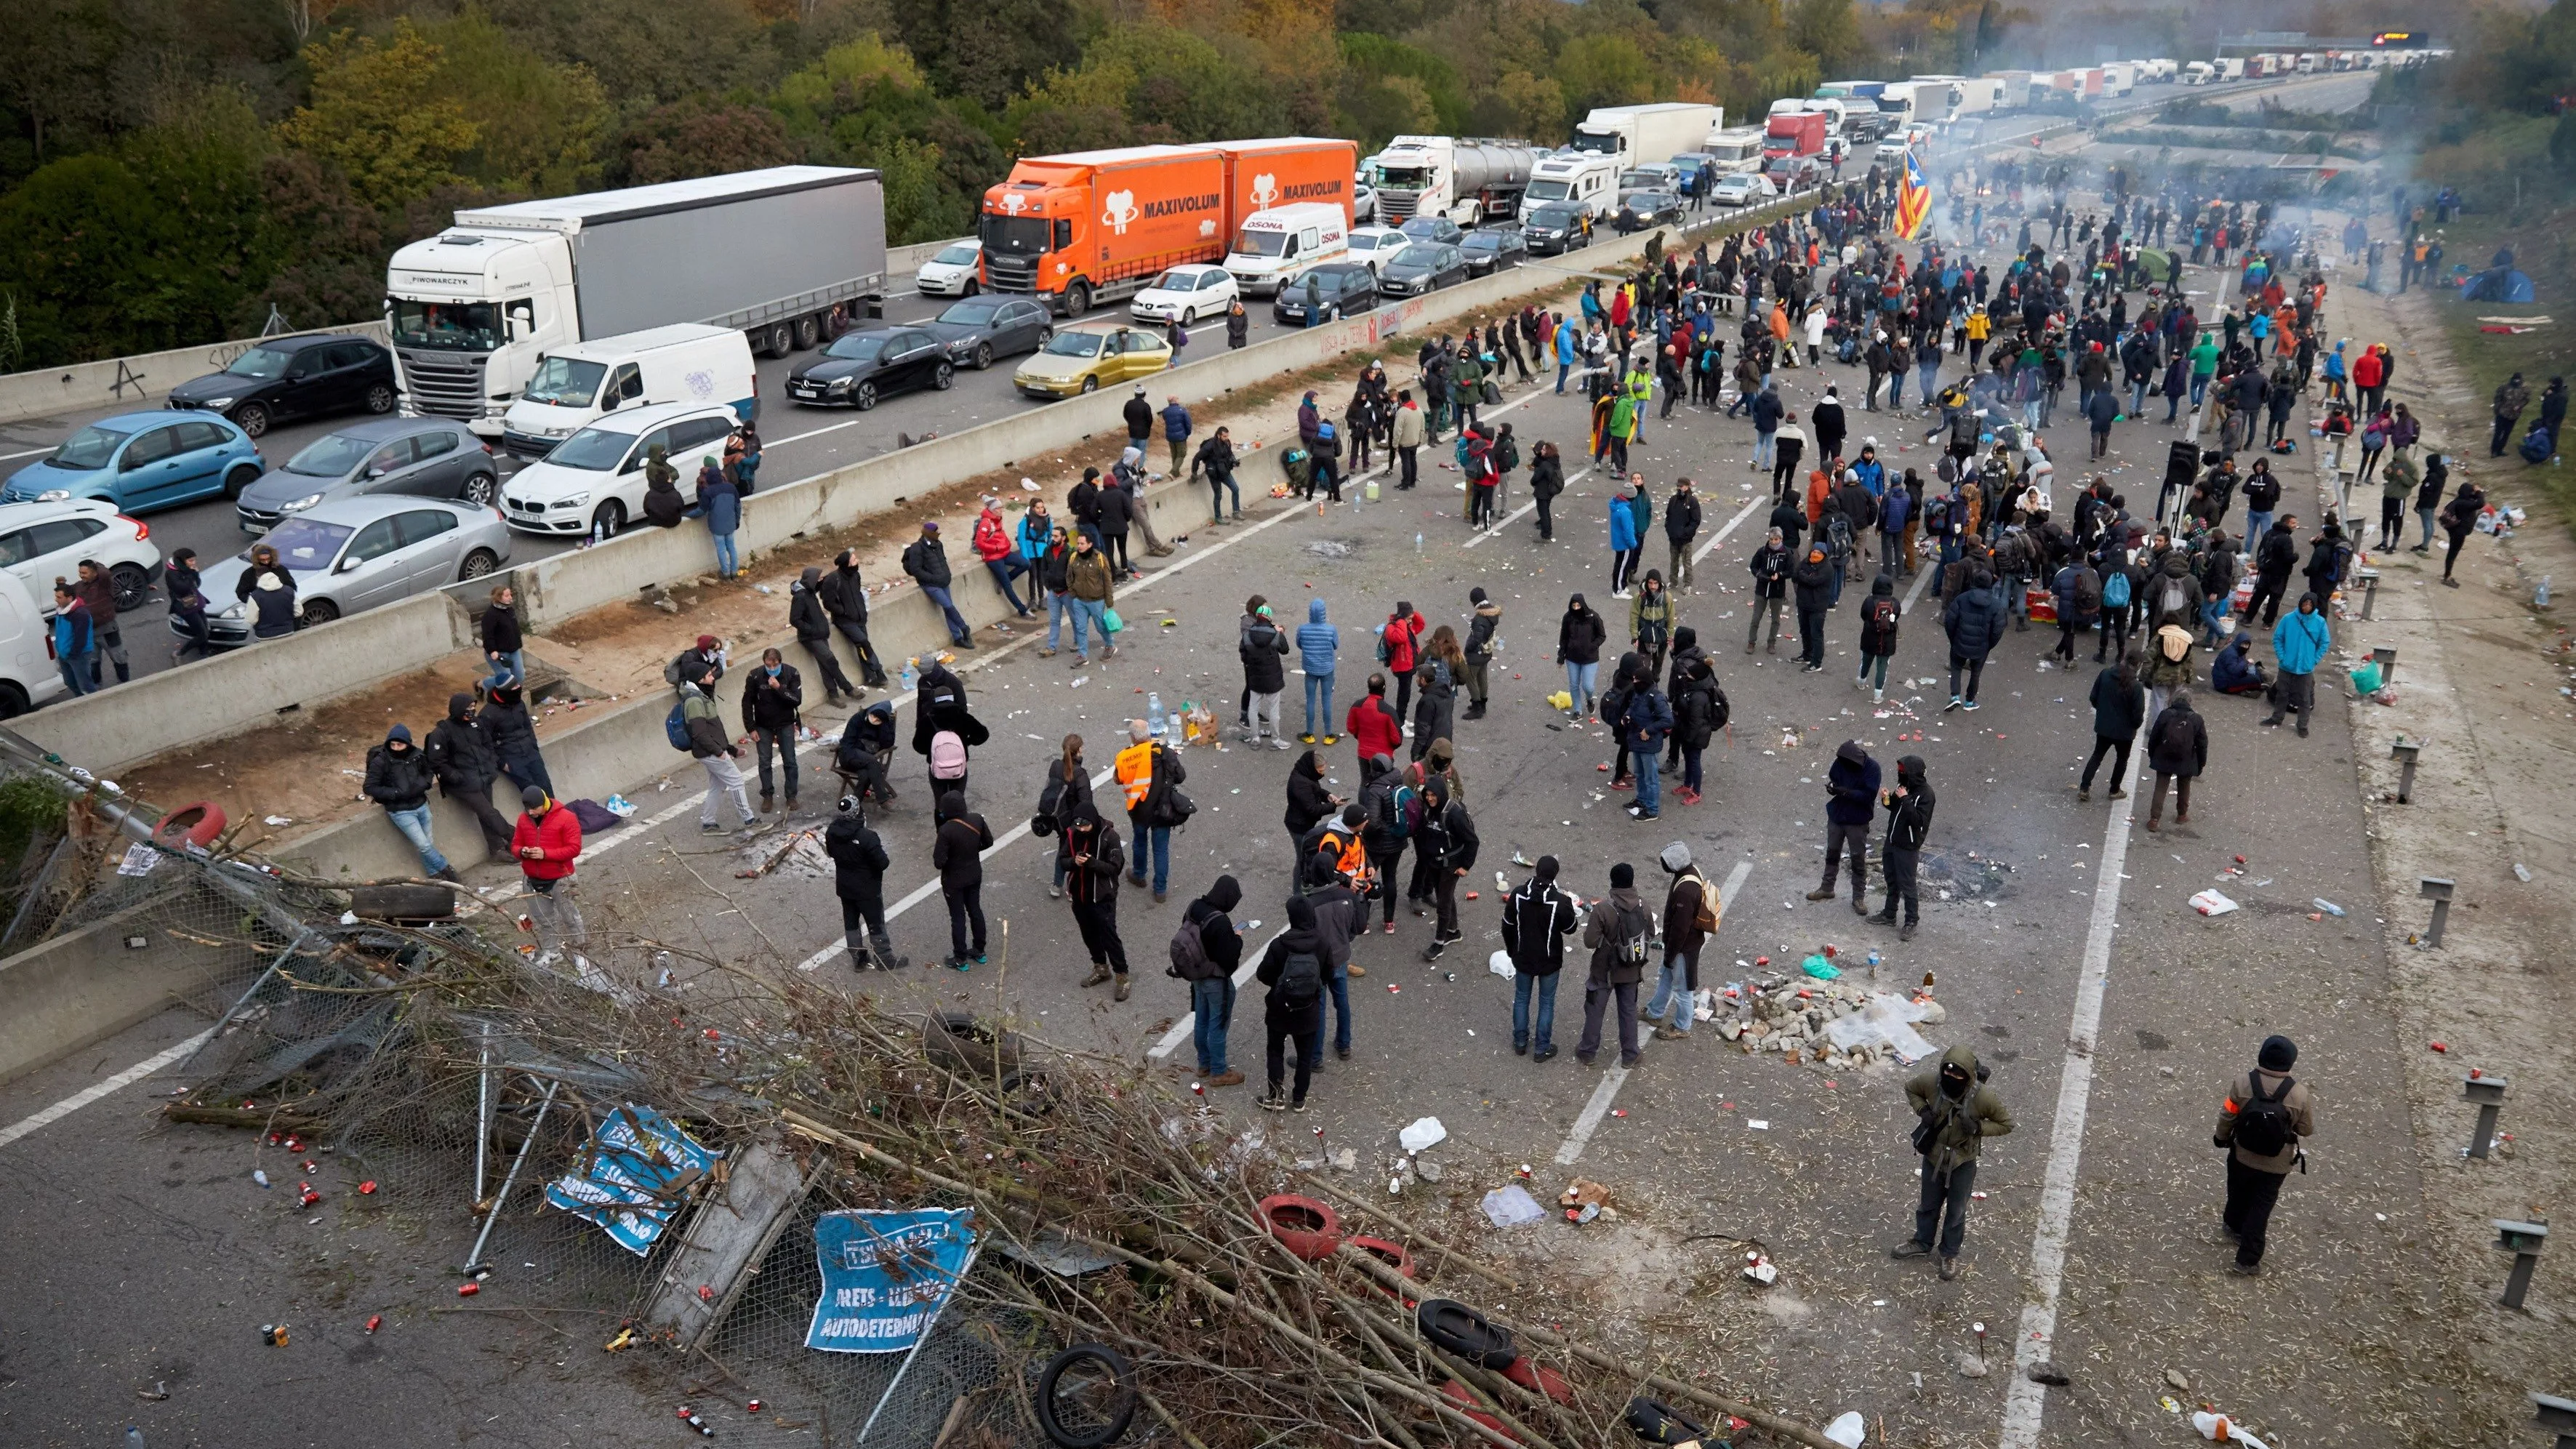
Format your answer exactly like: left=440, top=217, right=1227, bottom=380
left=1221, top=202, right=1351, bottom=296
left=1705, top=125, right=1772, bottom=174
left=1518, top=152, right=1620, bottom=220
left=499, top=324, right=757, bottom=460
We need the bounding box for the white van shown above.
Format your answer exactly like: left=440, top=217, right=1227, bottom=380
left=499, top=324, right=758, bottom=461
left=1222, top=203, right=1351, bottom=297
left=499, top=401, right=745, bottom=539
left=1704, top=126, right=1770, bottom=174
left=0, top=571, right=68, bottom=717
left=1519, top=153, right=1619, bottom=220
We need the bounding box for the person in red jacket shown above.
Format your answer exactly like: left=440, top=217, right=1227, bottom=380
left=1344, top=673, right=1405, bottom=765
left=1381, top=603, right=1427, bottom=731
left=510, top=786, right=586, bottom=961
left=969, top=495, right=1031, bottom=619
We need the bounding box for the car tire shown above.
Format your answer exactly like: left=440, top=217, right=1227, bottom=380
left=1036, top=327, right=1054, bottom=349
left=222, top=464, right=260, bottom=499
left=233, top=402, right=270, bottom=438
left=591, top=499, right=625, bottom=538
left=1079, top=376, right=1099, bottom=394
left=300, top=598, right=340, bottom=627
left=108, top=563, right=151, bottom=614
left=961, top=280, right=979, bottom=297
left=364, top=383, right=396, bottom=414
left=793, top=313, right=820, bottom=351
left=460, top=471, right=497, bottom=507
left=0, top=682, right=27, bottom=721
left=1179, top=308, right=1196, bottom=327
left=932, top=361, right=955, bottom=391
left=460, top=547, right=500, bottom=580
left=854, top=382, right=879, bottom=411
left=972, top=342, right=993, bottom=370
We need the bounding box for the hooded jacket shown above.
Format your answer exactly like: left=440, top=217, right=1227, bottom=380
left=1465, top=596, right=1502, bottom=662
left=2210, top=635, right=2266, bottom=692
left=364, top=728, right=436, bottom=814
left=1906, top=1045, right=2015, bottom=1168
left=2143, top=625, right=2196, bottom=691
left=1880, top=755, right=1933, bottom=853
left=1826, top=742, right=1881, bottom=826
left=1581, top=886, right=1653, bottom=986
left=1063, top=807, right=1126, bottom=903
left=1557, top=598, right=1608, bottom=665
left=1791, top=547, right=1837, bottom=612
left=2089, top=665, right=2146, bottom=739
left=1858, top=574, right=1901, bottom=655
left=824, top=809, right=890, bottom=901
left=901, top=531, right=953, bottom=588
left=1240, top=612, right=1290, bottom=694
left=1296, top=599, right=1339, bottom=675
left=423, top=692, right=499, bottom=795
left=1284, top=750, right=1335, bottom=837
left=2148, top=696, right=2208, bottom=777
left=478, top=688, right=541, bottom=764
left=1181, top=876, right=1246, bottom=982
left=1502, top=859, right=1581, bottom=974
left=1419, top=788, right=1479, bottom=872
left=1256, top=896, right=1327, bottom=1016
left=1748, top=539, right=1791, bottom=600
left=1608, top=491, right=1642, bottom=552
left=790, top=568, right=834, bottom=642
left=931, top=793, right=995, bottom=890
left=1941, top=579, right=2007, bottom=659
left=2272, top=604, right=2330, bottom=675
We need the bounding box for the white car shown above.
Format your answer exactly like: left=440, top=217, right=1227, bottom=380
left=1345, top=226, right=1408, bottom=276
left=0, top=499, right=163, bottom=614
left=914, top=239, right=984, bottom=298
left=1353, top=182, right=1379, bottom=223
left=499, top=401, right=744, bottom=539
left=1129, top=265, right=1239, bottom=325
left=1711, top=173, right=1774, bottom=206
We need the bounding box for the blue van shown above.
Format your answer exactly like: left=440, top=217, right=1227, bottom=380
left=2, top=410, right=267, bottom=514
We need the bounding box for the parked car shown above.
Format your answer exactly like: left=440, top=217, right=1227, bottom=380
left=183, top=495, right=513, bottom=644
left=785, top=326, right=956, bottom=410
left=1353, top=181, right=1379, bottom=223
left=1614, top=189, right=1683, bottom=230
left=2, top=411, right=265, bottom=513
left=0, top=499, right=161, bottom=613
left=1520, top=202, right=1595, bottom=256
left=165, top=332, right=398, bottom=440
left=1272, top=262, right=1379, bottom=325
left=1012, top=324, right=1172, bottom=400
left=915, top=239, right=984, bottom=297
left=500, top=402, right=742, bottom=537
left=1712, top=172, right=1774, bottom=206
left=1618, top=164, right=1682, bottom=192
left=1345, top=225, right=1409, bottom=276
left=0, top=571, right=66, bottom=717
left=1459, top=225, right=1528, bottom=277
left=919, top=297, right=1054, bottom=370
left=236, top=417, right=500, bottom=534
left=1397, top=216, right=1465, bottom=247
left=1377, top=243, right=1469, bottom=297
left=1130, top=265, right=1241, bottom=326
left=1760, top=154, right=1822, bottom=193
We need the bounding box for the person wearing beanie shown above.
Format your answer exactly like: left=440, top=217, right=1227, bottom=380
left=1808, top=741, right=1881, bottom=912
left=824, top=795, right=903, bottom=971
left=510, top=785, right=586, bottom=962
left=364, top=723, right=458, bottom=883
left=1870, top=755, right=1933, bottom=939
left=1503, top=855, right=1580, bottom=1059
left=2215, top=1034, right=2314, bottom=1275
left=1577, top=862, right=1653, bottom=1067
left=1255, top=896, right=1328, bottom=1111
left=1896, top=1045, right=2013, bottom=1279
left=667, top=633, right=726, bottom=697
left=1645, top=842, right=1717, bottom=1040
left=1462, top=588, right=1501, bottom=719
left=1178, top=875, right=1246, bottom=1084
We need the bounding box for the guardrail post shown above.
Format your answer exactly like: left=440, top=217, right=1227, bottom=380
left=2463, top=1072, right=2508, bottom=1159
left=2419, top=876, right=2455, bottom=947
left=2532, top=1392, right=2576, bottom=1449
left=2493, top=1220, right=2548, bottom=1311
left=2389, top=736, right=2421, bottom=803
left=2354, top=566, right=2380, bottom=619
left=2372, top=644, right=2398, bottom=686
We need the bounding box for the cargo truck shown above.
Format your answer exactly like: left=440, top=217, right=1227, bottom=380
left=1986, top=71, right=2035, bottom=109
left=1905, top=76, right=1967, bottom=121
left=2100, top=61, right=2135, bottom=97
left=2183, top=60, right=2215, bottom=85
left=382, top=166, right=886, bottom=437
left=2216, top=57, right=2247, bottom=81
left=1762, top=111, right=1829, bottom=160
left=976, top=137, right=1354, bottom=316
left=1368, top=135, right=1537, bottom=225
left=1767, top=97, right=1851, bottom=139
left=1570, top=103, right=1722, bottom=166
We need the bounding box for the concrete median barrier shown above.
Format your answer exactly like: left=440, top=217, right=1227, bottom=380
left=0, top=322, right=393, bottom=427
left=0, top=901, right=241, bottom=1085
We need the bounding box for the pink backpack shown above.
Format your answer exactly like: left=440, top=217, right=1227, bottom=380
left=930, top=730, right=966, bottom=778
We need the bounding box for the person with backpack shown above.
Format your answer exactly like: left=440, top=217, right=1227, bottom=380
left=2144, top=689, right=2208, bottom=833
left=667, top=633, right=727, bottom=697
left=1375, top=601, right=1425, bottom=734
left=1353, top=753, right=1410, bottom=935
left=1414, top=777, right=1478, bottom=960
left=678, top=667, right=756, bottom=835
left=1939, top=569, right=2007, bottom=710
left=2438, top=476, right=2486, bottom=586
left=739, top=648, right=804, bottom=814
left=1173, top=875, right=1245, bottom=1086
left=2214, top=1035, right=2314, bottom=1275
left=1504, top=856, right=1581, bottom=1059
left=1855, top=573, right=1901, bottom=703
left=2050, top=555, right=2103, bottom=663
left=1629, top=571, right=1674, bottom=683
left=1620, top=667, right=1674, bottom=822
left=1608, top=482, right=1643, bottom=598
left=2265, top=594, right=2330, bottom=737
left=1064, top=805, right=1133, bottom=1000
left=1576, top=863, right=1654, bottom=1069
left=931, top=790, right=995, bottom=970
left=1894, top=1045, right=2015, bottom=1280
left=1255, top=896, right=1329, bottom=1112
left=1304, top=848, right=1368, bottom=1051
left=1870, top=755, right=1934, bottom=941
left=1115, top=718, right=1188, bottom=903
left=1645, top=841, right=1719, bottom=1040
left=2245, top=514, right=2300, bottom=626
left=2094, top=531, right=2139, bottom=664
left=2301, top=521, right=2353, bottom=609
left=824, top=795, right=904, bottom=971
left=1239, top=603, right=1291, bottom=749
left=1411, top=628, right=1463, bottom=762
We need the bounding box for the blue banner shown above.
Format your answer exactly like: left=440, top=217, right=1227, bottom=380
left=542, top=1104, right=721, bottom=1257
left=806, top=1208, right=978, bottom=1354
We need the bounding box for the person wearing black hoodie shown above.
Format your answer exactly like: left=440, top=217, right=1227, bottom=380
left=1179, top=875, right=1246, bottom=1085
left=1576, top=862, right=1653, bottom=1068
left=931, top=792, right=992, bottom=968
left=1304, top=854, right=1367, bottom=1053
left=1256, top=896, right=1328, bottom=1111
left=424, top=691, right=515, bottom=856
left=2079, top=657, right=2146, bottom=803
left=821, top=549, right=889, bottom=687
left=2144, top=689, right=2208, bottom=832
left=824, top=796, right=904, bottom=971
left=1064, top=806, right=1133, bottom=999
left=1355, top=755, right=1407, bottom=932
left=1808, top=741, right=1882, bottom=912
left=790, top=566, right=859, bottom=702
left=1283, top=749, right=1339, bottom=890
left=479, top=683, right=553, bottom=799
left=1746, top=528, right=1791, bottom=654
left=1791, top=543, right=1836, bottom=670
left=1557, top=595, right=1608, bottom=718
left=364, top=723, right=457, bottom=883
left=1870, top=755, right=1933, bottom=939
left=1415, top=777, right=1478, bottom=959
left=1502, top=855, right=1581, bottom=1059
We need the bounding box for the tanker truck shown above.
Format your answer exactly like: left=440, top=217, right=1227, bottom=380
left=1370, top=135, right=1539, bottom=225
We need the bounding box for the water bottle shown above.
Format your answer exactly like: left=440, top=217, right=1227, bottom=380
left=1415, top=531, right=1425, bottom=555
left=1147, top=692, right=1165, bottom=739
left=899, top=658, right=919, bottom=694
left=2537, top=574, right=2552, bottom=608
left=1169, top=702, right=1189, bottom=747
left=127, top=1429, right=146, bottom=1449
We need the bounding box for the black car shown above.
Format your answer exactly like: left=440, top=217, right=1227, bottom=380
left=1520, top=203, right=1595, bottom=257
left=785, top=327, right=955, bottom=409
left=1459, top=226, right=1528, bottom=278
left=918, top=297, right=1054, bottom=370
left=1613, top=189, right=1683, bottom=232
left=1378, top=243, right=1468, bottom=297
left=166, top=332, right=398, bottom=440
left=1396, top=216, right=1465, bottom=246
left=1273, top=262, right=1379, bottom=325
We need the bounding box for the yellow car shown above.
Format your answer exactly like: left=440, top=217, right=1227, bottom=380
left=1013, top=323, right=1173, bottom=400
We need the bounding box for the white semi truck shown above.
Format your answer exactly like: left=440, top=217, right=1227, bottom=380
left=1370, top=135, right=1540, bottom=225
left=382, top=166, right=886, bottom=438
left=1570, top=103, right=1724, bottom=166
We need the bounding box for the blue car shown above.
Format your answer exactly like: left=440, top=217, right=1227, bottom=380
left=2, top=410, right=266, bottom=514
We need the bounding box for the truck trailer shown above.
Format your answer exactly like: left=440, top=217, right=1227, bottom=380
left=1570, top=103, right=1723, bottom=166
left=383, top=166, right=886, bottom=436
left=1368, top=135, right=1538, bottom=225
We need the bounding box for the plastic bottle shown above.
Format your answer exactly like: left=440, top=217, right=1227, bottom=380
left=2537, top=574, right=2551, bottom=607
left=1147, top=692, right=1165, bottom=739
left=127, top=1428, right=145, bottom=1449
left=252, top=1169, right=270, bottom=1188
left=2312, top=897, right=2346, bottom=917
left=1415, top=531, right=1425, bottom=555
left=899, top=658, right=920, bottom=694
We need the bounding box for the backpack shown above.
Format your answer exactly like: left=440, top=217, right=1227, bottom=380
left=2324, top=542, right=2354, bottom=586
left=2231, top=1072, right=2297, bottom=1157
left=929, top=730, right=966, bottom=779
left=665, top=701, right=691, bottom=752
left=1866, top=594, right=1899, bottom=636
left=1276, top=948, right=1323, bottom=1008
left=1924, top=496, right=1951, bottom=533
left=2156, top=574, right=2192, bottom=618
left=1495, top=436, right=1520, bottom=473
left=1613, top=905, right=1653, bottom=971
left=1168, top=916, right=1211, bottom=980
left=2101, top=566, right=2132, bottom=609
left=2073, top=566, right=2103, bottom=614
left=1689, top=875, right=1720, bottom=935
left=1705, top=682, right=1730, bottom=732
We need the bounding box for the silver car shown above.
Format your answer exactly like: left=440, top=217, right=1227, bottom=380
left=235, top=417, right=499, bottom=534
left=180, top=494, right=513, bottom=646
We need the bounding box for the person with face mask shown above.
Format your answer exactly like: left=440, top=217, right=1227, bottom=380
left=1894, top=1045, right=2015, bottom=1280
left=1176, top=875, right=1246, bottom=1085
left=824, top=795, right=904, bottom=971
left=1256, top=896, right=1328, bottom=1112
left=1869, top=755, right=1933, bottom=941
left=2264, top=593, right=2330, bottom=736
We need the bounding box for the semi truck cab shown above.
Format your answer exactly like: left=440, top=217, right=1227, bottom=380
left=385, top=229, right=576, bottom=438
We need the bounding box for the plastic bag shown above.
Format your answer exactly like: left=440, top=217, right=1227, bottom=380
left=1480, top=1184, right=1546, bottom=1228
left=1399, top=1117, right=1448, bottom=1154
left=1823, top=1410, right=1867, bottom=1447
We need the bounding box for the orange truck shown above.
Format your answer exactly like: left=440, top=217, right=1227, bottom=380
left=979, top=137, right=1355, bottom=316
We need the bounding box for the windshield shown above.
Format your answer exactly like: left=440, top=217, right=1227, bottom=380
left=1530, top=206, right=1579, bottom=228
left=979, top=214, right=1051, bottom=256
left=1230, top=232, right=1288, bottom=258
left=225, top=346, right=294, bottom=380
left=1525, top=179, right=1572, bottom=201
left=1568, top=132, right=1617, bottom=154
left=1709, top=142, right=1759, bottom=164
left=1148, top=269, right=1202, bottom=291
left=932, top=243, right=979, bottom=265
left=284, top=433, right=378, bottom=478
left=1376, top=166, right=1435, bottom=189
left=936, top=301, right=1003, bottom=326
left=389, top=298, right=501, bottom=351
left=1350, top=233, right=1389, bottom=252
left=545, top=425, right=638, bottom=472
left=1463, top=234, right=1500, bottom=252
left=1620, top=171, right=1664, bottom=189
left=1391, top=246, right=1442, bottom=270
left=256, top=518, right=356, bottom=573
left=1042, top=333, right=1104, bottom=358
left=824, top=334, right=889, bottom=361
left=521, top=356, right=606, bottom=408
left=47, top=425, right=131, bottom=470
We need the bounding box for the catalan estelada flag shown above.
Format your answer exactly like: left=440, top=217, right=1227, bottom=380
left=1895, top=143, right=1930, bottom=241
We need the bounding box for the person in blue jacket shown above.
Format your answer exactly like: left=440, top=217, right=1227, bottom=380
left=2209, top=632, right=2270, bottom=696
left=1608, top=481, right=1643, bottom=597
left=2264, top=593, right=2330, bottom=736
left=50, top=582, right=96, bottom=697
left=1554, top=316, right=1582, bottom=394
left=1296, top=598, right=1341, bottom=745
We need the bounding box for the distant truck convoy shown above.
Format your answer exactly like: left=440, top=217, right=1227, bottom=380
left=1368, top=135, right=1538, bottom=225
left=382, top=166, right=886, bottom=437
left=1570, top=103, right=1723, bottom=167
left=976, top=137, right=1355, bottom=316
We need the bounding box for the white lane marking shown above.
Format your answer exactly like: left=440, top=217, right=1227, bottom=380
left=1690, top=494, right=1770, bottom=563
left=1997, top=758, right=2143, bottom=1446
left=1462, top=464, right=1594, bottom=547
left=1551, top=859, right=1752, bottom=1165
left=0, top=1028, right=216, bottom=1151
left=0, top=444, right=55, bottom=462
left=1149, top=923, right=1291, bottom=1060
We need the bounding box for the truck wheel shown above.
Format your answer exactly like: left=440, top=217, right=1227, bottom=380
left=1063, top=282, right=1091, bottom=317
left=766, top=322, right=793, bottom=357
left=793, top=314, right=820, bottom=351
